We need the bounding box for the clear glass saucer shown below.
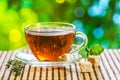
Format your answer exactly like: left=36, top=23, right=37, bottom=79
left=15, top=46, right=82, bottom=67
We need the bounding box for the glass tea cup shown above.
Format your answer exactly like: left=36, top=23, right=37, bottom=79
left=24, top=22, right=88, bottom=61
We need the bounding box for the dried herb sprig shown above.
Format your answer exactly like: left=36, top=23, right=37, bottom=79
left=6, top=59, right=24, bottom=76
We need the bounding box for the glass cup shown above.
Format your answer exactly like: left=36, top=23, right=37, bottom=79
left=24, top=22, right=88, bottom=61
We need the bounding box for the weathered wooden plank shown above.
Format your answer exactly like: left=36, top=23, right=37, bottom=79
left=104, top=50, right=119, bottom=80
left=0, top=51, right=8, bottom=71
left=41, top=67, right=47, bottom=80
left=7, top=51, right=16, bottom=80
left=101, top=50, right=116, bottom=80
left=27, top=66, right=34, bottom=80
left=20, top=65, right=30, bottom=80
left=89, top=68, right=97, bottom=80
left=34, top=67, right=40, bottom=80
left=99, top=54, right=110, bottom=80
left=0, top=51, right=13, bottom=80
left=93, top=66, right=103, bottom=80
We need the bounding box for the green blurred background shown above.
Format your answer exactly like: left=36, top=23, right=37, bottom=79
left=0, top=0, right=120, bottom=50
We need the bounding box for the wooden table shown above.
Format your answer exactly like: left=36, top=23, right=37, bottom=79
left=0, top=49, right=120, bottom=80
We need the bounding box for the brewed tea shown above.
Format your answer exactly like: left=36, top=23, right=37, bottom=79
left=25, top=28, right=74, bottom=61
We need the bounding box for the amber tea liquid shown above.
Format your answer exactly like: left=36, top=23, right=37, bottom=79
left=25, top=28, right=74, bottom=61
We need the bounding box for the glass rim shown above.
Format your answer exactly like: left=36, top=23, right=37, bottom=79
left=24, top=22, right=76, bottom=30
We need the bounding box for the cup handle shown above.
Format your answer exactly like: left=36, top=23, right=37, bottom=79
left=70, top=32, right=88, bottom=54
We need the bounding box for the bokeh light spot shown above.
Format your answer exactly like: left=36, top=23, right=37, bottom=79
left=55, top=0, right=65, bottom=4
left=88, top=4, right=106, bottom=17
left=88, top=0, right=110, bottom=17
left=99, top=0, right=110, bottom=8
left=0, top=0, right=7, bottom=12
left=20, top=0, right=32, bottom=8
left=74, top=7, right=85, bottom=18
left=101, top=40, right=109, bottom=48
left=20, top=8, right=38, bottom=23
left=9, top=29, right=22, bottom=42
left=113, top=13, right=120, bottom=24
left=72, top=20, right=85, bottom=32
left=80, top=0, right=90, bottom=6
left=115, top=1, right=120, bottom=11
left=93, top=27, right=104, bottom=39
